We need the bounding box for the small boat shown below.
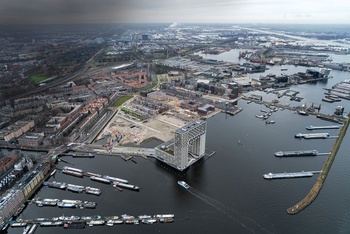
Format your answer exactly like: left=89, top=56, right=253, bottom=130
left=57, top=202, right=77, bottom=208
left=14, top=204, right=26, bottom=216
left=142, top=218, right=157, bottom=224
left=159, top=217, right=174, bottom=223
left=87, top=220, right=105, bottom=226
left=85, top=186, right=101, bottom=195
left=63, top=221, right=85, bottom=229
left=50, top=169, right=57, bottom=176
left=177, top=181, right=190, bottom=190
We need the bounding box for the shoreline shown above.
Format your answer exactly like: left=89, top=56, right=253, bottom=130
left=286, top=115, right=350, bottom=215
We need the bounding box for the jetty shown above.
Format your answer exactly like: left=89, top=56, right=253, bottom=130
left=287, top=116, right=349, bottom=214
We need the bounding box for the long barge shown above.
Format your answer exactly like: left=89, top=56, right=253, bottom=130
left=63, top=166, right=84, bottom=173
left=274, top=150, right=318, bottom=157
left=62, top=169, right=84, bottom=178
left=44, top=181, right=67, bottom=190
left=102, top=175, right=128, bottom=184
left=263, top=171, right=316, bottom=179
left=90, top=176, right=111, bottom=184
left=113, top=182, right=139, bottom=191
left=306, top=125, right=342, bottom=130
left=294, top=133, right=329, bottom=139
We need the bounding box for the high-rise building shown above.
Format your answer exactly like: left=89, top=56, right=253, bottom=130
left=155, top=120, right=206, bottom=171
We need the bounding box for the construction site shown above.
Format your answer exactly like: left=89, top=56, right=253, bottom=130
left=94, top=94, right=221, bottom=149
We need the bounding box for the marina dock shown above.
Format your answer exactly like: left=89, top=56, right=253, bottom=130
left=9, top=214, right=175, bottom=228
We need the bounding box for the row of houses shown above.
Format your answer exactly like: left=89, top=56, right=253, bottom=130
left=0, top=164, right=50, bottom=229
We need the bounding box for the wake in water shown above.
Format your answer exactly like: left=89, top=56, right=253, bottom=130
left=188, top=187, right=274, bottom=234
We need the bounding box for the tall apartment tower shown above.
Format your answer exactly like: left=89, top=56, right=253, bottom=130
left=155, top=120, right=207, bottom=171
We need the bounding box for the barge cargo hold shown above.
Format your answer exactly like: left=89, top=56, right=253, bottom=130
left=274, top=150, right=318, bottom=157
left=263, top=171, right=317, bottom=179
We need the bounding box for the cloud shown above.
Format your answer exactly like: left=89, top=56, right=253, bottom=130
left=0, top=0, right=349, bottom=25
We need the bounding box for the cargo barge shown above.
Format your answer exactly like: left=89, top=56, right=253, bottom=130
left=113, top=182, right=139, bottom=191
left=263, top=171, right=319, bottom=179
left=62, top=169, right=84, bottom=178
left=90, top=176, right=111, bottom=184
left=103, top=175, right=128, bottom=184
left=274, top=150, right=318, bottom=157
left=294, top=133, right=329, bottom=139
left=306, top=125, right=341, bottom=130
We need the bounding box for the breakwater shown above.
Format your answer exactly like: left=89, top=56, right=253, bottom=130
left=287, top=115, right=350, bottom=215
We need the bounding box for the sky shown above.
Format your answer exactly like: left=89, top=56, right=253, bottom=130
left=1, top=0, right=350, bottom=25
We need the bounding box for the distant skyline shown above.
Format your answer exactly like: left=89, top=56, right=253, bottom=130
left=1, top=0, right=350, bottom=25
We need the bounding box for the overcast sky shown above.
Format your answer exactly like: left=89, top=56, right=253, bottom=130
left=1, top=0, right=349, bottom=25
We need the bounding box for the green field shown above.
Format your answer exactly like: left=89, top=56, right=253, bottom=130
left=29, top=75, right=51, bottom=84
left=112, top=95, right=134, bottom=107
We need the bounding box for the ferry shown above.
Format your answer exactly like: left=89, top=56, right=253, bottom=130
left=113, top=182, right=139, bottom=191
left=177, top=181, right=190, bottom=190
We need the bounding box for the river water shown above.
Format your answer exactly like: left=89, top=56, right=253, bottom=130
left=5, top=49, right=350, bottom=234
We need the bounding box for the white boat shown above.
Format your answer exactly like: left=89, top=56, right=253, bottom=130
left=177, top=181, right=190, bottom=190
